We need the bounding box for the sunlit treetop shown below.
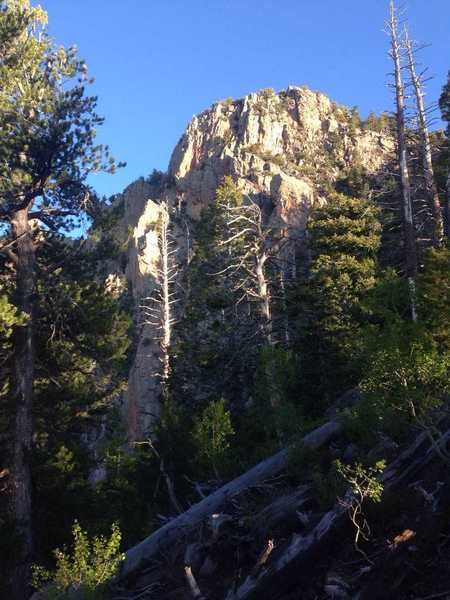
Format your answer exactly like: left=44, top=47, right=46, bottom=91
left=0, top=0, right=124, bottom=230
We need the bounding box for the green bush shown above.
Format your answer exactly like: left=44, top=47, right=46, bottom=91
left=359, top=341, right=450, bottom=438
left=32, top=521, right=124, bottom=599
left=192, top=399, right=235, bottom=477
left=345, top=251, right=450, bottom=443
left=335, top=459, right=385, bottom=503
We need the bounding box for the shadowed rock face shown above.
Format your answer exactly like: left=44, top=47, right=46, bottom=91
left=110, top=85, right=394, bottom=439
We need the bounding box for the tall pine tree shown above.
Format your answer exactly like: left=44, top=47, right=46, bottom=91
left=0, top=2, right=123, bottom=594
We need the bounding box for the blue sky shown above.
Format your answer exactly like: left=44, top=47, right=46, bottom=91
left=39, top=0, right=450, bottom=198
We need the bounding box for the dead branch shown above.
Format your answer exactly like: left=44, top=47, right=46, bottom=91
left=184, top=566, right=206, bottom=600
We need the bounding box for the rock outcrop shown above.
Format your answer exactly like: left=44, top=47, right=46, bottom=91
left=110, top=85, right=394, bottom=439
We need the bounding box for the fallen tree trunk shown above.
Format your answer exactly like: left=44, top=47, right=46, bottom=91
left=226, top=497, right=348, bottom=600
left=253, top=485, right=311, bottom=540
left=119, top=419, right=342, bottom=582
left=225, top=427, right=450, bottom=600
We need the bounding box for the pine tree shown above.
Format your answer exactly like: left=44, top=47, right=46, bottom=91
left=170, top=177, right=252, bottom=408
left=292, top=193, right=382, bottom=413
left=1, top=221, right=131, bottom=587
left=363, top=111, right=379, bottom=132
left=0, top=2, right=122, bottom=594
left=439, top=71, right=450, bottom=236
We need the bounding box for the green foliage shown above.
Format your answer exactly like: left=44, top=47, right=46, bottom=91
left=308, top=194, right=381, bottom=258
left=16, top=235, right=133, bottom=561
left=0, top=294, right=24, bottom=338
left=215, top=175, right=243, bottom=209
left=417, top=246, right=450, bottom=348
left=439, top=70, right=450, bottom=135
left=292, top=192, right=382, bottom=412
left=0, top=292, right=25, bottom=365
left=156, top=399, right=198, bottom=491
left=0, top=0, right=124, bottom=226
left=287, top=442, right=328, bottom=482
left=312, top=461, right=347, bottom=510
left=362, top=111, right=394, bottom=134
left=32, top=521, right=124, bottom=599
left=430, top=129, right=449, bottom=210
left=335, top=460, right=385, bottom=506
left=251, top=346, right=303, bottom=444
left=170, top=177, right=257, bottom=409
left=192, top=399, right=235, bottom=476
left=335, top=163, right=371, bottom=199
left=229, top=349, right=305, bottom=469
left=346, top=247, right=450, bottom=441
left=360, top=341, right=449, bottom=431
left=349, top=106, right=362, bottom=131
left=261, top=87, right=275, bottom=97
left=146, top=168, right=165, bottom=187
left=334, top=460, right=385, bottom=555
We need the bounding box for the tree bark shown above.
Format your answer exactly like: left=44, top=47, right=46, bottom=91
left=8, top=207, right=35, bottom=599
left=405, top=33, right=444, bottom=246
left=255, top=251, right=272, bottom=343
left=445, top=172, right=450, bottom=238
left=389, top=0, right=418, bottom=321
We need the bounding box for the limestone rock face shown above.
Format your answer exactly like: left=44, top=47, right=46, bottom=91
left=169, top=86, right=392, bottom=221
left=112, top=86, right=393, bottom=439
left=108, top=180, right=169, bottom=439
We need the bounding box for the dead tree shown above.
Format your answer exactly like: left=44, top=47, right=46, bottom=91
left=405, top=31, right=444, bottom=247
left=447, top=173, right=450, bottom=237
left=388, top=0, right=418, bottom=321
left=217, top=194, right=295, bottom=417
left=218, top=196, right=291, bottom=346
left=141, top=202, right=178, bottom=398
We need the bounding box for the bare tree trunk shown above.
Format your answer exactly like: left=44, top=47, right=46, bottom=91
left=255, top=251, right=272, bottom=343
left=8, top=207, right=35, bottom=599
left=445, top=172, right=450, bottom=238
left=141, top=203, right=177, bottom=408
left=160, top=207, right=172, bottom=387
left=279, top=269, right=290, bottom=346
left=389, top=0, right=418, bottom=321
left=405, top=32, right=444, bottom=246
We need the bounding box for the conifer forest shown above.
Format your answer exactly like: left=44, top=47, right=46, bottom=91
left=1, top=1, right=450, bottom=599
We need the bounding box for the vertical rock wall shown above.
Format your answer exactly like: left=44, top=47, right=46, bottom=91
left=110, top=86, right=394, bottom=439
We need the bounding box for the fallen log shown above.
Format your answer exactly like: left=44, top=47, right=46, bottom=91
left=225, top=427, right=450, bottom=600
left=225, top=498, right=348, bottom=600
left=252, top=485, right=311, bottom=540
left=119, top=419, right=342, bottom=582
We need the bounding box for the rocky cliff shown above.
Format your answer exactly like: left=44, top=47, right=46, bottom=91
left=109, top=85, right=394, bottom=439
